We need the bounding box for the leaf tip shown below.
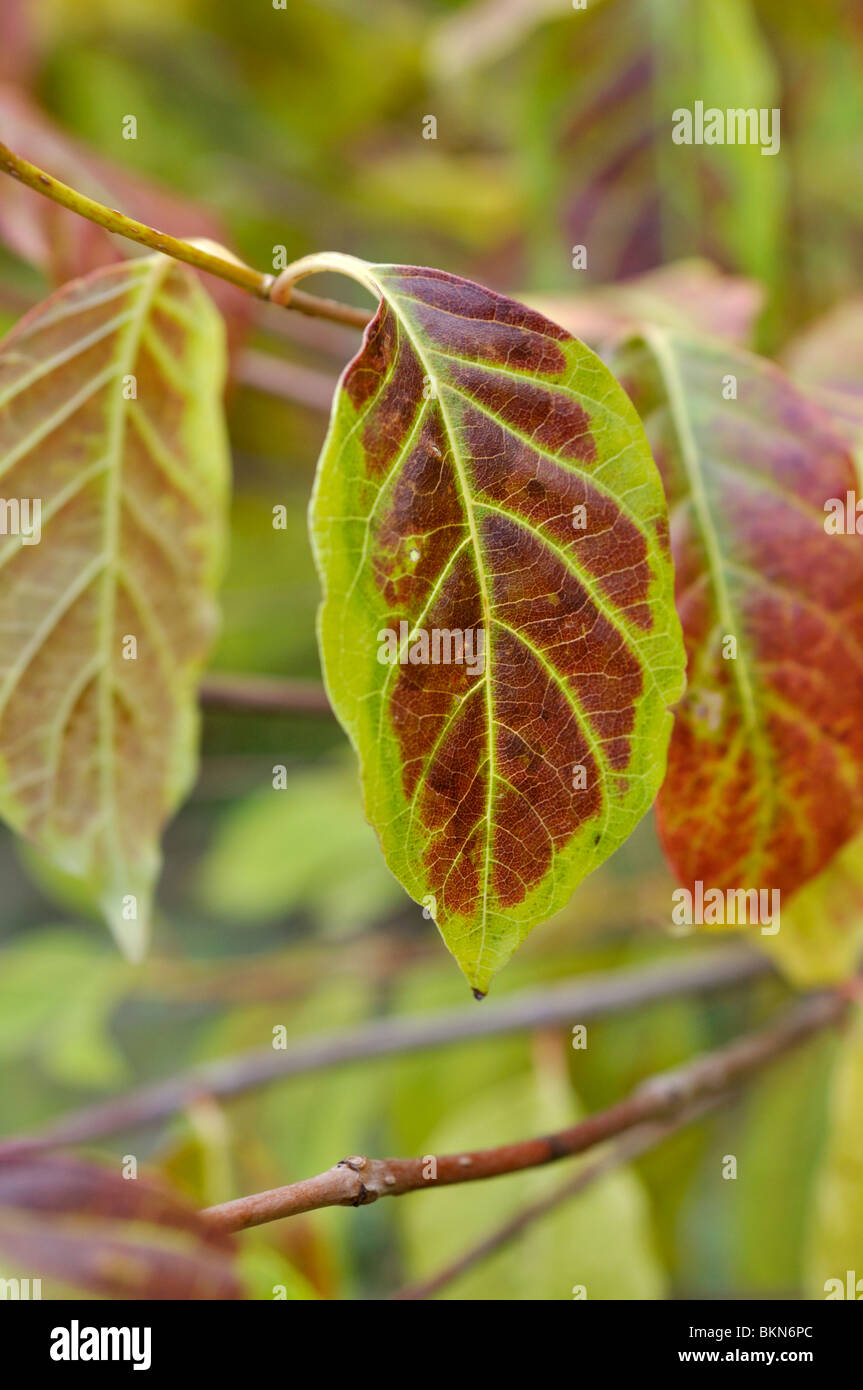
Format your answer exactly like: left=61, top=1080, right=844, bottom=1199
left=100, top=886, right=151, bottom=965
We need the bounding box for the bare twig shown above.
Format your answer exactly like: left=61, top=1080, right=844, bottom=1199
left=199, top=671, right=332, bottom=717
left=199, top=988, right=846, bottom=1233
left=0, top=947, right=771, bottom=1158
left=0, top=140, right=372, bottom=329
left=391, top=1092, right=729, bottom=1300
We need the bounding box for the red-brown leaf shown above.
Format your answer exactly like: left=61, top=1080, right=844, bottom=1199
left=620, top=329, right=863, bottom=901
left=0, top=1153, right=242, bottom=1300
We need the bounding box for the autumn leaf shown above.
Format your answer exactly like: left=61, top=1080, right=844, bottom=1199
left=761, top=831, right=863, bottom=987
left=0, top=1153, right=241, bottom=1299
left=784, top=298, right=863, bottom=406
left=527, top=259, right=764, bottom=358
left=618, top=329, right=863, bottom=910
left=0, top=255, right=229, bottom=959
left=783, top=298, right=863, bottom=466
left=309, top=255, right=685, bottom=994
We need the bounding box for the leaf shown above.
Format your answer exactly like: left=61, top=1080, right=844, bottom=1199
left=397, top=1067, right=666, bottom=1300
left=0, top=255, right=230, bottom=958
left=731, top=1034, right=835, bottom=1293
left=0, top=928, right=129, bottom=1086
left=527, top=259, right=764, bottom=357
left=237, top=1242, right=318, bottom=1301
left=761, top=832, right=863, bottom=987
left=0, top=2, right=36, bottom=85
left=0, top=927, right=131, bottom=1088
left=0, top=1153, right=241, bottom=1300
left=807, top=1009, right=863, bottom=1298
left=309, top=254, right=684, bottom=993
left=511, top=0, right=782, bottom=286
left=784, top=299, right=863, bottom=406
left=618, top=330, right=863, bottom=906
left=783, top=299, right=863, bottom=463
left=196, top=759, right=406, bottom=933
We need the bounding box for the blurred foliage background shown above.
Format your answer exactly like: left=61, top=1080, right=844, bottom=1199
left=0, top=0, right=861, bottom=1300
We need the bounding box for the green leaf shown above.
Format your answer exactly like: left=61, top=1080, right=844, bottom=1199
left=619, top=330, right=863, bottom=913
left=0, top=255, right=229, bottom=958
left=731, top=1035, right=835, bottom=1294
left=237, top=1242, right=319, bottom=1301
left=0, top=928, right=130, bottom=1088
left=397, top=1068, right=666, bottom=1300
left=807, top=1009, right=863, bottom=1299
left=309, top=254, right=684, bottom=993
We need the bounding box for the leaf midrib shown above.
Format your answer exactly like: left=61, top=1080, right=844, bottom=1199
left=378, top=281, right=498, bottom=965
left=98, top=257, right=170, bottom=885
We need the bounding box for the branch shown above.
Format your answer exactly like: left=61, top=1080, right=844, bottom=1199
left=0, top=141, right=372, bottom=329
left=199, top=671, right=332, bottom=716
left=0, top=946, right=770, bottom=1158
left=199, top=988, right=847, bottom=1233
left=391, top=1092, right=728, bottom=1300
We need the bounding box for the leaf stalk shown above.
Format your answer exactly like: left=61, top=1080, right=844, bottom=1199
left=0, top=141, right=372, bottom=329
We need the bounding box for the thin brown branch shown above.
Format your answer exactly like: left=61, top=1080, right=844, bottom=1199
left=390, top=1092, right=729, bottom=1300
left=199, top=987, right=845, bottom=1234
left=0, top=140, right=371, bottom=329
left=0, top=947, right=771, bottom=1159
left=199, top=671, right=332, bottom=716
